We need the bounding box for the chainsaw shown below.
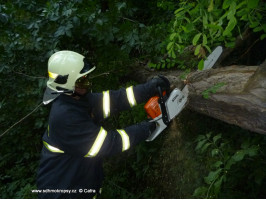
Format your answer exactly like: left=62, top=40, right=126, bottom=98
left=145, top=46, right=223, bottom=141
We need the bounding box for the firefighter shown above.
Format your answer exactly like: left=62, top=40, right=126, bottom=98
left=37, top=50, right=170, bottom=198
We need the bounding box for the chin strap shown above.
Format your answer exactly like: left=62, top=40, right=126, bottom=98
left=51, top=90, right=73, bottom=94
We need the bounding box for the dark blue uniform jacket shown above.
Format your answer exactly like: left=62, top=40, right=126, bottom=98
left=37, top=83, right=156, bottom=198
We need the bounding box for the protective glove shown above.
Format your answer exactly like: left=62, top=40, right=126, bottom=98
left=149, top=75, right=170, bottom=94
left=145, top=121, right=157, bottom=139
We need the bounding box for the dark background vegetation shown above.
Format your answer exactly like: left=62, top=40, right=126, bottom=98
left=0, top=0, right=265, bottom=198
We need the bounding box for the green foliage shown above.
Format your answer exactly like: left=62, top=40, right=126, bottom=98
left=0, top=0, right=265, bottom=199
left=149, top=0, right=266, bottom=70
left=202, top=82, right=226, bottom=99
left=193, top=132, right=266, bottom=198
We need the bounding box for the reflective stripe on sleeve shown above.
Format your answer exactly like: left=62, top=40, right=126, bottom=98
left=48, top=71, right=58, bottom=79
left=85, top=127, right=107, bottom=157
left=103, top=90, right=110, bottom=118
left=117, top=129, right=130, bottom=151
left=43, top=141, right=64, bottom=153
left=126, top=86, right=137, bottom=107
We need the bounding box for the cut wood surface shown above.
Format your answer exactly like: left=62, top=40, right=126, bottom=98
left=129, top=63, right=266, bottom=134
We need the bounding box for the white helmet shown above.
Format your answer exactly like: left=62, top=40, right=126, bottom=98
left=43, top=50, right=96, bottom=104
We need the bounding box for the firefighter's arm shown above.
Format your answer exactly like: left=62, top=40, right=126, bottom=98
left=86, top=76, right=170, bottom=121
left=52, top=119, right=155, bottom=157
left=86, top=121, right=156, bottom=158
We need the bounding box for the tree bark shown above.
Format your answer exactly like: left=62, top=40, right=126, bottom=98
left=129, top=63, right=266, bottom=134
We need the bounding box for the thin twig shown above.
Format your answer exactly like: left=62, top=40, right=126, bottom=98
left=89, top=69, right=116, bottom=79
left=236, top=38, right=260, bottom=62
left=121, top=17, right=139, bottom=24
left=0, top=102, right=43, bottom=138
left=89, top=72, right=110, bottom=79
left=13, top=70, right=46, bottom=79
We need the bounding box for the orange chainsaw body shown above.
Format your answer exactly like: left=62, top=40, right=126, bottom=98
left=144, top=96, right=161, bottom=119
left=144, top=91, right=166, bottom=119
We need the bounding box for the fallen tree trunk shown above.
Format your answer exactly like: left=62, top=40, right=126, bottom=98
left=129, top=62, right=266, bottom=134
left=187, top=64, right=266, bottom=134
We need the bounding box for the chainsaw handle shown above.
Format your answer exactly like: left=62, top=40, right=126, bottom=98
left=157, top=86, right=170, bottom=125
left=146, top=116, right=167, bottom=142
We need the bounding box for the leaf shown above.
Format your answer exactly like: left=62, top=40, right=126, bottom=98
left=213, top=134, right=222, bottom=144
left=253, top=26, right=263, bottom=32
left=232, top=150, right=246, bottom=162
left=210, top=82, right=226, bottom=93
left=206, top=132, right=212, bottom=139
left=148, top=63, right=156, bottom=68
left=204, top=169, right=222, bottom=184
left=198, top=59, right=204, bottom=70
left=96, top=19, right=103, bottom=26
left=227, top=2, right=236, bottom=20
left=214, top=175, right=224, bottom=195
left=211, top=149, right=220, bottom=157
left=170, top=33, right=176, bottom=40
left=201, top=142, right=211, bottom=153
left=225, top=41, right=235, bottom=48
left=203, top=15, right=208, bottom=28
left=192, top=33, right=202, bottom=46
left=249, top=21, right=260, bottom=28
left=194, top=44, right=201, bottom=56
left=213, top=161, right=223, bottom=168
left=193, top=187, right=208, bottom=197
left=185, top=23, right=194, bottom=32
left=246, top=145, right=259, bottom=157
left=247, top=0, right=259, bottom=9
left=223, top=17, right=237, bottom=36
left=260, top=34, right=266, bottom=40
left=169, top=49, right=176, bottom=59
left=202, top=34, right=207, bottom=45
left=167, top=42, right=174, bottom=51
left=116, top=2, right=126, bottom=11
left=222, top=0, right=231, bottom=9
left=196, top=134, right=206, bottom=141
left=208, top=0, right=214, bottom=12
left=174, top=7, right=185, bottom=15
left=195, top=139, right=207, bottom=151
left=203, top=44, right=211, bottom=53
left=225, top=158, right=236, bottom=170
left=54, top=26, right=65, bottom=37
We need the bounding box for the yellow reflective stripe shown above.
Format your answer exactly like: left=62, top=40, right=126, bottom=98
left=43, top=141, right=64, bottom=153
left=103, top=90, right=110, bottom=118
left=48, top=71, right=58, bottom=79
left=47, top=125, right=49, bottom=137
left=85, top=127, right=107, bottom=157
left=117, top=129, right=130, bottom=151
left=126, top=86, right=137, bottom=107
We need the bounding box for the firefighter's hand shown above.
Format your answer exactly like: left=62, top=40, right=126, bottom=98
left=149, top=75, right=170, bottom=93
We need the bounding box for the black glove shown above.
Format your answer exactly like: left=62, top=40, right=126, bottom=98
left=149, top=75, right=170, bottom=94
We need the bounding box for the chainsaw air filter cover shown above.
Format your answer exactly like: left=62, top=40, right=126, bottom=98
left=144, top=96, right=161, bottom=119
